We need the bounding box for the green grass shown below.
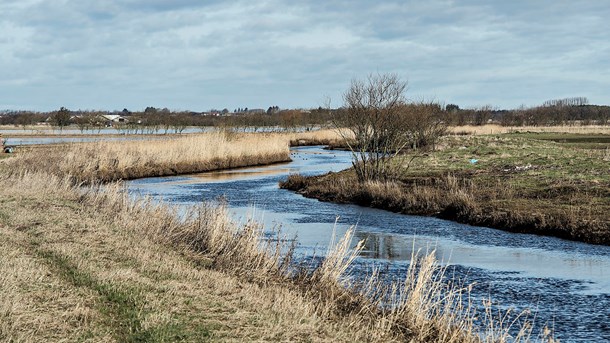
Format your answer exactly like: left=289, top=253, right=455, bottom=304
left=37, top=249, right=148, bottom=342
left=406, top=135, right=609, bottom=233
left=404, top=135, right=609, bottom=183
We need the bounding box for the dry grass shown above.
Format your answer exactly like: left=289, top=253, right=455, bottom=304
left=0, top=167, right=549, bottom=341
left=6, top=132, right=290, bottom=183
left=450, top=124, right=610, bottom=135
left=281, top=173, right=478, bottom=219
left=0, top=172, right=358, bottom=341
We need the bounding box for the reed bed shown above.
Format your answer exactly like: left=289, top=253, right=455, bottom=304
left=6, top=132, right=290, bottom=183
left=0, top=169, right=548, bottom=342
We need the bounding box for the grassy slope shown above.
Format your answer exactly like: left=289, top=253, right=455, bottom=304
left=281, top=133, right=610, bottom=245
left=0, top=135, right=355, bottom=342
left=0, top=175, right=372, bottom=342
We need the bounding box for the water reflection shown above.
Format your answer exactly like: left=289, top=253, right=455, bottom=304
left=357, top=232, right=415, bottom=260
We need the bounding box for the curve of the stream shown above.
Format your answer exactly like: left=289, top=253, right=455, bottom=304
left=128, top=146, right=610, bottom=342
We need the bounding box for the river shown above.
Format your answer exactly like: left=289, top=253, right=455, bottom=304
left=127, top=146, right=610, bottom=342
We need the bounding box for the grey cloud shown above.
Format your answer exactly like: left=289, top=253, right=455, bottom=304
left=116, top=0, right=224, bottom=13
left=0, top=0, right=609, bottom=110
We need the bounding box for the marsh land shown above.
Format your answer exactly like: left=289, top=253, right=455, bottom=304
left=1, top=126, right=608, bottom=342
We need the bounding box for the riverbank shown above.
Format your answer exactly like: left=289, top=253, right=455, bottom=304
left=1, top=130, right=352, bottom=183
left=281, top=133, right=610, bottom=245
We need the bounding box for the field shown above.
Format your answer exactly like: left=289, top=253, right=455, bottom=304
left=281, top=132, right=610, bottom=245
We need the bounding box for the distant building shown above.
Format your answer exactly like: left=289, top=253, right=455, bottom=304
left=101, top=114, right=126, bottom=123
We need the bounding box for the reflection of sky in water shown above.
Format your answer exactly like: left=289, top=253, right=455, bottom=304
left=128, top=145, right=610, bottom=341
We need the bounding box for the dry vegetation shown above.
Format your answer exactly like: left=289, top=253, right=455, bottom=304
left=0, top=171, right=550, bottom=342
left=0, top=173, right=356, bottom=342
left=5, top=132, right=291, bottom=183
left=282, top=133, right=610, bottom=245
left=0, top=132, right=551, bottom=341
left=287, top=129, right=347, bottom=147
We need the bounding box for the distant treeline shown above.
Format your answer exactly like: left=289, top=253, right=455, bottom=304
left=0, top=107, right=334, bottom=133
left=1, top=97, right=608, bottom=131
left=446, top=97, right=609, bottom=126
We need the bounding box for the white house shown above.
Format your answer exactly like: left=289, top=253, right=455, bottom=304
left=101, top=114, right=126, bottom=123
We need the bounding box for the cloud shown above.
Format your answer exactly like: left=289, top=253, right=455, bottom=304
left=0, top=0, right=608, bottom=110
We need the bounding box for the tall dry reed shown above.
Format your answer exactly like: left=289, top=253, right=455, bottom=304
left=7, top=132, right=290, bottom=183
left=99, top=184, right=545, bottom=341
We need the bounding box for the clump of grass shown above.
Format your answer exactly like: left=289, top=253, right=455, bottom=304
left=6, top=132, right=290, bottom=183
left=281, top=173, right=478, bottom=218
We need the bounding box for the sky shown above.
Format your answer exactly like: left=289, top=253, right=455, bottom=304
left=1, top=0, right=609, bottom=112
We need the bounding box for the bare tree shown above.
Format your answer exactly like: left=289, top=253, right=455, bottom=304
left=15, top=111, right=37, bottom=130
left=333, top=73, right=414, bottom=182
left=74, top=114, right=94, bottom=133
left=332, top=74, right=448, bottom=182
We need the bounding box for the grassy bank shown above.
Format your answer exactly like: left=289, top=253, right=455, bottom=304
left=281, top=133, right=610, bottom=245
left=1, top=129, right=347, bottom=184
left=5, top=132, right=290, bottom=183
